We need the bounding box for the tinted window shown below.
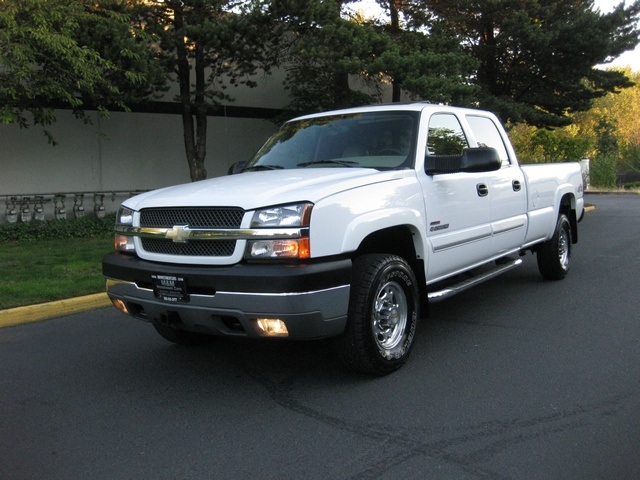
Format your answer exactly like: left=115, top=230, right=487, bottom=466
left=244, top=112, right=419, bottom=171
left=427, top=114, right=468, bottom=156
left=466, top=115, right=510, bottom=165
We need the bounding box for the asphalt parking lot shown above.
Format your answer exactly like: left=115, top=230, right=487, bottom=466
left=1, top=193, right=639, bottom=480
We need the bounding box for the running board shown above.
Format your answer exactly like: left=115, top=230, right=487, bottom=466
left=428, top=258, right=523, bottom=303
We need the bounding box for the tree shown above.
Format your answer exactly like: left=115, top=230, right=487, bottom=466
left=575, top=68, right=640, bottom=170
left=530, top=127, right=592, bottom=163
left=276, top=0, right=477, bottom=114
left=376, top=0, right=406, bottom=102
left=508, top=67, right=640, bottom=187
left=371, top=13, right=478, bottom=105
left=0, top=0, right=158, bottom=143
left=76, top=1, right=167, bottom=107
left=272, top=0, right=383, bottom=113
left=373, top=0, right=477, bottom=104
left=422, top=0, right=640, bottom=127
left=142, top=0, right=276, bottom=181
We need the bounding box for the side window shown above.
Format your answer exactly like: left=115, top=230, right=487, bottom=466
left=427, top=114, right=468, bottom=156
left=466, top=115, right=511, bottom=166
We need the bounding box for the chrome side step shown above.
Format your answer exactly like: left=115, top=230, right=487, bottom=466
left=428, top=258, right=523, bottom=303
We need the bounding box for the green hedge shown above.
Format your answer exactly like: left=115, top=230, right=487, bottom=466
left=589, top=155, right=618, bottom=189
left=0, top=214, right=115, bottom=243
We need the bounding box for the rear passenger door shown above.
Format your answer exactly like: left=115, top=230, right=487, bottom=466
left=464, top=114, right=527, bottom=256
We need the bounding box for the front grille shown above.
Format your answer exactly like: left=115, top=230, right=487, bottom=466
left=139, top=207, right=244, bottom=257
left=141, top=238, right=236, bottom=257
left=140, top=207, right=244, bottom=228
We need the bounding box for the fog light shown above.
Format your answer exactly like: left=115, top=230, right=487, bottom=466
left=111, top=298, right=129, bottom=315
left=255, top=318, right=289, bottom=337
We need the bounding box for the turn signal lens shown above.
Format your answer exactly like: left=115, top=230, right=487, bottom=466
left=249, top=238, right=310, bottom=259
left=114, top=234, right=135, bottom=252
left=114, top=206, right=136, bottom=253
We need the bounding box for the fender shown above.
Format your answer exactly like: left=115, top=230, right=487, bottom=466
left=309, top=174, right=427, bottom=258
left=341, top=208, right=426, bottom=255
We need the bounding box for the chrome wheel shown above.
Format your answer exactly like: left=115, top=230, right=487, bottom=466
left=558, top=227, right=570, bottom=270
left=537, top=213, right=572, bottom=280
left=336, top=254, right=419, bottom=375
left=373, top=281, right=408, bottom=352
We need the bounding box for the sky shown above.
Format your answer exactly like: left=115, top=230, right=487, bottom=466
left=350, top=0, right=639, bottom=69
left=594, top=0, right=640, bottom=68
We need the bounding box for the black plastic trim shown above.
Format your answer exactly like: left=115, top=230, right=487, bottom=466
left=102, top=252, right=352, bottom=294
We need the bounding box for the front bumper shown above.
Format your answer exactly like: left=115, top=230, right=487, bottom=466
left=102, top=252, right=351, bottom=339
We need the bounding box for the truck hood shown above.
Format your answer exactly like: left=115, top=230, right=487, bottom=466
left=124, top=168, right=409, bottom=211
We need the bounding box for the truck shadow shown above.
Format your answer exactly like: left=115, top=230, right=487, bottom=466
left=95, top=260, right=568, bottom=391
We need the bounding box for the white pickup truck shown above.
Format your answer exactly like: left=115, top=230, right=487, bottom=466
left=103, top=103, right=584, bottom=375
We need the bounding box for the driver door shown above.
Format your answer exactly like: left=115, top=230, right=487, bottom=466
left=420, top=113, right=494, bottom=283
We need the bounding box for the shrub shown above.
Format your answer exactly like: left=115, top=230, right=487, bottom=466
left=590, top=155, right=618, bottom=189
left=0, top=214, right=115, bottom=243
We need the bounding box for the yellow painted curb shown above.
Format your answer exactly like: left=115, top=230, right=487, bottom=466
left=584, top=204, right=596, bottom=212
left=0, top=293, right=112, bottom=329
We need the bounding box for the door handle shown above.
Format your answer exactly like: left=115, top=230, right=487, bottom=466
left=512, top=180, right=522, bottom=192
left=477, top=183, right=489, bottom=197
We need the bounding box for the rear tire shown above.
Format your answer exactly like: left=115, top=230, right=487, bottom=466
left=336, top=254, right=419, bottom=375
left=537, top=213, right=572, bottom=280
left=152, top=322, right=215, bottom=346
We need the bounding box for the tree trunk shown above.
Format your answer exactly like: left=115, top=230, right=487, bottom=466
left=334, top=72, right=352, bottom=109
left=193, top=42, right=207, bottom=181
left=477, top=12, right=498, bottom=97
left=174, top=5, right=207, bottom=181
left=389, top=0, right=401, bottom=103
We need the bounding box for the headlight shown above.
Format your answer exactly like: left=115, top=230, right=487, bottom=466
left=247, top=203, right=312, bottom=259
left=117, top=206, right=134, bottom=225
left=251, top=203, right=312, bottom=227
left=114, top=206, right=136, bottom=253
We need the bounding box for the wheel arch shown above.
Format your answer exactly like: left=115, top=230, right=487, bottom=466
left=353, top=225, right=429, bottom=316
left=558, top=193, right=578, bottom=244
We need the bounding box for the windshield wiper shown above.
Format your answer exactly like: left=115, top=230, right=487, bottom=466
left=243, top=164, right=285, bottom=172
left=297, top=159, right=358, bottom=168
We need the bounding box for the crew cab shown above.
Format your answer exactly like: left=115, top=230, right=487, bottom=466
left=103, top=103, right=584, bottom=375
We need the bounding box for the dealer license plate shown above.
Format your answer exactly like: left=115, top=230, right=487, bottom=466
left=151, top=274, right=189, bottom=303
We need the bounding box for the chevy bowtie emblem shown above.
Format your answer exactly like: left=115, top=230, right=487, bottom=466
left=165, top=224, right=191, bottom=243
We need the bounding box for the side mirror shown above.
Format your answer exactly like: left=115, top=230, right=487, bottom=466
left=426, top=147, right=502, bottom=175
left=228, top=161, right=246, bottom=175
left=460, top=147, right=502, bottom=172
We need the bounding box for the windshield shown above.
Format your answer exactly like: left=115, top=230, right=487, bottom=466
left=244, top=111, right=419, bottom=171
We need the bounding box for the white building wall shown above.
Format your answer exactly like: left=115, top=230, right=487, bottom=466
left=0, top=110, right=278, bottom=221
left=0, top=68, right=396, bottom=222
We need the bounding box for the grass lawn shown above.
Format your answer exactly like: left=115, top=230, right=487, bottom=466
left=0, top=235, right=113, bottom=309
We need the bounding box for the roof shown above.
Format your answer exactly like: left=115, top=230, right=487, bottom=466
left=290, top=102, right=494, bottom=122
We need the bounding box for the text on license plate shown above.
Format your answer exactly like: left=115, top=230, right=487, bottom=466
left=151, top=274, right=189, bottom=303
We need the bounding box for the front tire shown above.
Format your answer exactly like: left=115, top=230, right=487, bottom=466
left=336, top=254, right=420, bottom=375
left=537, top=213, right=572, bottom=280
